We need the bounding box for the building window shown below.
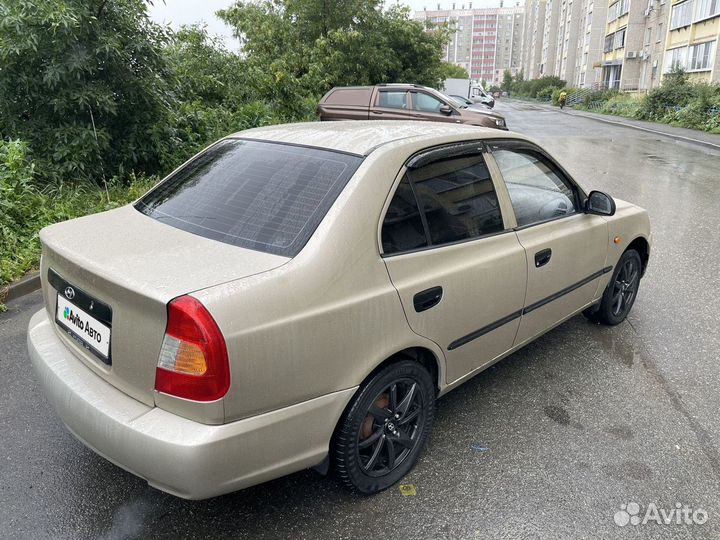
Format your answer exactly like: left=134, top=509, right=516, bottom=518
left=608, top=0, right=630, bottom=21
left=604, top=34, right=614, bottom=52
left=694, top=0, right=720, bottom=20
left=688, top=40, right=716, bottom=70
left=670, top=0, right=694, bottom=29
left=608, top=2, right=618, bottom=21
left=614, top=27, right=627, bottom=48
left=619, top=0, right=630, bottom=16
left=664, top=45, right=688, bottom=71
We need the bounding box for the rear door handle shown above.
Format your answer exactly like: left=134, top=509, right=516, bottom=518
left=413, top=286, right=443, bottom=312
left=534, top=248, right=552, bottom=268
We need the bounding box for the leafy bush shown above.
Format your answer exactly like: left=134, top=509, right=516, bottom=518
left=597, top=94, right=642, bottom=117
left=537, top=86, right=559, bottom=101
left=578, top=68, right=720, bottom=131
left=636, top=69, right=696, bottom=120
left=0, top=140, right=45, bottom=287
left=581, top=89, right=619, bottom=107
left=658, top=84, right=720, bottom=130
left=0, top=139, right=156, bottom=303
left=512, top=76, right=566, bottom=98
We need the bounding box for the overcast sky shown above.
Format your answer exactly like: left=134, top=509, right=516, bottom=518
left=148, top=0, right=503, bottom=50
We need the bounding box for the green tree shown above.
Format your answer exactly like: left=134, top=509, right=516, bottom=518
left=438, top=62, right=470, bottom=80
left=284, top=0, right=380, bottom=39
left=164, top=25, right=274, bottom=164
left=0, top=0, right=174, bottom=184
left=501, top=69, right=513, bottom=93
left=218, top=0, right=454, bottom=111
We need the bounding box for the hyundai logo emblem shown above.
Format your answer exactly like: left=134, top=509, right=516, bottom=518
left=64, top=286, right=76, bottom=300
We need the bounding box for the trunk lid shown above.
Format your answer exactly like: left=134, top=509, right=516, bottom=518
left=40, top=205, right=289, bottom=406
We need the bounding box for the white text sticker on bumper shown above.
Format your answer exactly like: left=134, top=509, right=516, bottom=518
left=56, top=294, right=111, bottom=358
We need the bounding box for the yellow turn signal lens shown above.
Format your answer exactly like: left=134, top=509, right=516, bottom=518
left=173, top=342, right=208, bottom=375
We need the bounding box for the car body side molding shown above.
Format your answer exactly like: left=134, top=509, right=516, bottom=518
left=446, top=266, right=613, bottom=351
left=447, top=310, right=523, bottom=351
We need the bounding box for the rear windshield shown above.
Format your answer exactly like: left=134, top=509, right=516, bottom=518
left=135, top=139, right=363, bottom=257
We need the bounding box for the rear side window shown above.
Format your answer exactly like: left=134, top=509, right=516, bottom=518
left=381, top=152, right=505, bottom=255
left=411, top=154, right=504, bottom=245
left=377, top=91, right=408, bottom=109
left=381, top=177, right=427, bottom=255
left=323, top=88, right=373, bottom=106
left=135, top=139, right=362, bottom=257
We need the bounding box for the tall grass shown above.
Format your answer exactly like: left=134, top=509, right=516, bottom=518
left=1, top=139, right=157, bottom=308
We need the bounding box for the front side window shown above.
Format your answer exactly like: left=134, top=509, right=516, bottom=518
left=412, top=92, right=446, bottom=113
left=410, top=154, right=504, bottom=245
left=491, top=145, right=577, bottom=228
left=135, top=139, right=362, bottom=257
left=378, top=91, right=408, bottom=109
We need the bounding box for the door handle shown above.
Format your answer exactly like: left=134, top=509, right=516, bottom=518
left=371, top=111, right=384, bottom=115
left=413, top=286, right=443, bottom=313
left=534, top=248, right=552, bottom=268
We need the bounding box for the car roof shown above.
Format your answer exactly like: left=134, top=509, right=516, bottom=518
left=233, top=120, right=527, bottom=156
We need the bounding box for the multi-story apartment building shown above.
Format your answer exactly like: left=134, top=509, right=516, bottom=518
left=638, top=0, right=670, bottom=89
left=540, top=0, right=562, bottom=74
left=570, top=0, right=609, bottom=86
left=600, top=0, right=670, bottom=90
left=522, top=0, right=547, bottom=78
left=554, top=0, right=584, bottom=82
left=664, top=0, right=720, bottom=82
left=493, top=7, right=527, bottom=82
left=416, top=4, right=526, bottom=86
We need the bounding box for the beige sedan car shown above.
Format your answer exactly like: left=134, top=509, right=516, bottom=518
left=28, top=121, right=651, bottom=499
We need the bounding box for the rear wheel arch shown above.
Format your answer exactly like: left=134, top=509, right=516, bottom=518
left=329, top=346, right=442, bottom=450
left=313, top=347, right=442, bottom=478
left=359, top=347, right=442, bottom=395
left=330, top=355, right=437, bottom=493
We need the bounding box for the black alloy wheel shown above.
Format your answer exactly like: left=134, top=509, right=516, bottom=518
left=332, top=359, right=435, bottom=494
left=584, top=249, right=642, bottom=325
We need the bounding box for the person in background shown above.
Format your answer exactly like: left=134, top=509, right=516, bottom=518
left=559, top=90, right=568, bottom=110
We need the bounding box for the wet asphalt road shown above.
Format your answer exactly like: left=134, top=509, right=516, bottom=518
left=2, top=103, right=720, bottom=539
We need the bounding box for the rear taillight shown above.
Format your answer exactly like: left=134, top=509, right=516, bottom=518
left=155, top=295, right=230, bottom=401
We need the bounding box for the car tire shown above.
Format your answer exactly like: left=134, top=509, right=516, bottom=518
left=584, top=249, right=642, bottom=326
left=332, top=359, right=435, bottom=494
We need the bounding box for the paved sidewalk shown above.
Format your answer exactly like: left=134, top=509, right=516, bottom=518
left=504, top=98, right=720, bottom=150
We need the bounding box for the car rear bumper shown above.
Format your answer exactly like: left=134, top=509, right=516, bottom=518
left=27, top=309, right=356, bottom=499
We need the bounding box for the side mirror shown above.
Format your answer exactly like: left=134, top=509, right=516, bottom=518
left=439, top=105, right=453, bottom=115
left=585, top=190, right=616, bottom=216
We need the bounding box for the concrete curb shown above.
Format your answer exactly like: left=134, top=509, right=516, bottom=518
left=0, top=271, right=41, bottom=304
left=563, top=109, right=720, bottom=151
left=504, top=99, right=720, bottom=150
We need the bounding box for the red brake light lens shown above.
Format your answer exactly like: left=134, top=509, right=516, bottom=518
left=155, top=295, right=230, bottom=401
